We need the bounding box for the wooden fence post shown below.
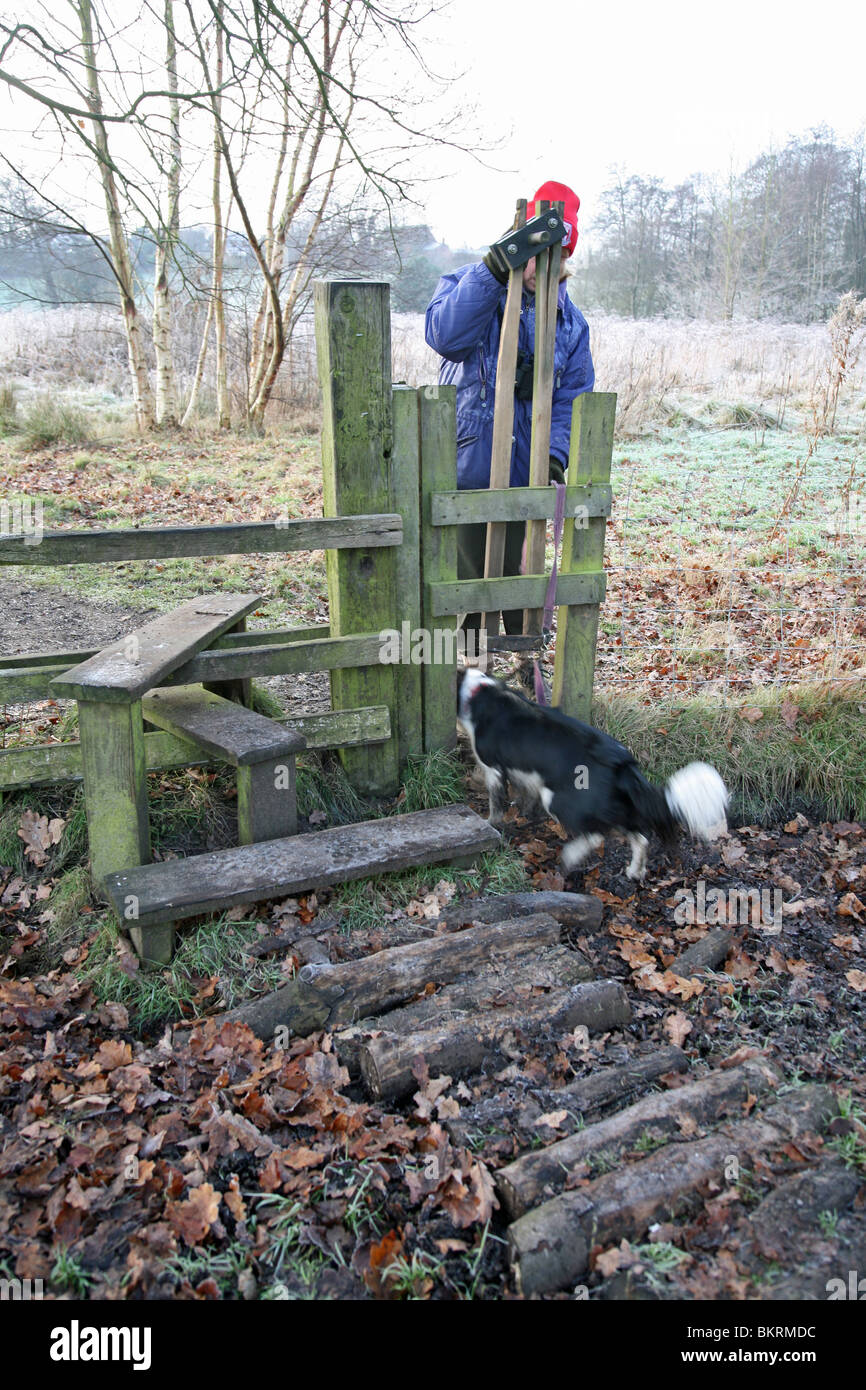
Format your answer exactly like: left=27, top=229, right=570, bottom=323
left=77, top=697, right=150, bottom=886
left=419, top=385, right=458, bottom=754
left=315, top=280, right=400, bottom=796
left=391, top=385, right=424, bottom=768
left=552, top=392, right=616, bottom=720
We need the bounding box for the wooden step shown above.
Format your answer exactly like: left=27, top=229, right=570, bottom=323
left=104, top=804, right=501, bottom=963
left=52, top=592, right=262, bottom=702
left=142, top=686, right=305, bottom=766
left=142, top=685, right=306, bottom=844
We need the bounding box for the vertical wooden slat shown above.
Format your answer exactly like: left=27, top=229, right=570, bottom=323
left=524, top=201, right=563, bottom=634
left=552, top=392, right=616, bottom=719
left=315, top=280, right=400, bottom=796
left=78, top=697, right=150, bottom=886
left=391, top=385, right=424, bottom=767
left=483, top=198, right=527, bottom=637
left=419, top=384, right=458, bottom=753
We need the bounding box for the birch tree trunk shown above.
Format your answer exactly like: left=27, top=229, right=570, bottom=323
left=180, top=297, right=213, bottom=427
left=78, top=0, right=155, bottom=431
left=211, top=5, right=230, bottom=430
left=152, top=0, right=181, bottom=426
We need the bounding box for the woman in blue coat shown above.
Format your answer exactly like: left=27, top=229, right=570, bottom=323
left=425, top=180, right=595, bottom=641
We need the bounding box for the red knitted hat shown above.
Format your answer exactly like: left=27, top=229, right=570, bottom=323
left=527, top=181, right=580, bottom=256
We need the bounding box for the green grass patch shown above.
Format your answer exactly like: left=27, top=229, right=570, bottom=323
left=330, top=844, right=527, bottom=935
left=396, top=748, right=465, bottom=813
left=79, top=910, right=287, bottom=1027
left=594, top=676, right=866, bottom=823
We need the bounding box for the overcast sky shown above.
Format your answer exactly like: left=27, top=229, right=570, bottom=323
left=419, top=0, right=866, bottom=249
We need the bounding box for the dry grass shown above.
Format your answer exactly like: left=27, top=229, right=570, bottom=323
left=3, top=302, right=864, bottom=442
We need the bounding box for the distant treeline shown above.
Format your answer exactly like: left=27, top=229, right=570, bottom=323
left=571, top=129, right=866, bottom=322
left=0, top=191, right=470, bottom=318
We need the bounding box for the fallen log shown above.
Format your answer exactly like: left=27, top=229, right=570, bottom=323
left=497, top=1056, right=781, bottom=1218
left=334, top=943, right=592, bottom=1076
left=670, top=928, right=734, bottom=978
left=221, top=912, right=562, bottom=1041
left=557, top=1046, right=689, bottom=1119
left=508, top=1084, right=836, bottom=1297
left=358, top=979, right=631, bottom=1101
left=443, top=1045, right=690, bottom=1150
left=435, top=890, right=603, bottom=933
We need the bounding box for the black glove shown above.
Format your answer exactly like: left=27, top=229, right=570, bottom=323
left=548, top=457, right=566, bottom=485
left=482, top=246, right=509, bottom=285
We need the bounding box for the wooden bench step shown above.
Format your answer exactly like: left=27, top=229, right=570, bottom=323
left=52, top=593, right=262, bottom=702
left=104, top=805, right=501, bottom=962
left=142, top=685, right=306, bottom=845
left=142, top=686, right=306, bottom=766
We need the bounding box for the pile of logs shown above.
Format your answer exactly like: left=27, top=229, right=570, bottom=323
left=219, top=887, right=842, bottom=1298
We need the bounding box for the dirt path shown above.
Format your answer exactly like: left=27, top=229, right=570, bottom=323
left=0, top=580, right=330, bottom=715
left=0, top=580, right=158, bottom=658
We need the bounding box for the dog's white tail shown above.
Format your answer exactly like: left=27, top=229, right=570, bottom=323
left=665, top=762, right=729, bottom=839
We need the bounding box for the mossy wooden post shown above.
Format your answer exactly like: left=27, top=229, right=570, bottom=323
left=316, top=280, right=400, bottom=796
left=75, top=696, right=169, bottom=961
left=552, top=392, right=616, bottom=720
left=419, top=385, right=458, bottom=753
left=391, top=385, right=424, bottom=767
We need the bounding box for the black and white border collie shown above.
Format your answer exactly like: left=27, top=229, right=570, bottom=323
left=458, top=668, right=728, bottom=880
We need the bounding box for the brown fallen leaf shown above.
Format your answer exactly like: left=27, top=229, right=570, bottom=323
left=845, top=969, right=866, bottom=993
left=534, top=1109, right=569, bottom=1131
left=739, top=706, right=764, bottom=723
left=17, top=810, right=66, bottom=866
left=167, top=1183, right=221, bottom=1246
left=664, top=1010, right=693, bottom=1047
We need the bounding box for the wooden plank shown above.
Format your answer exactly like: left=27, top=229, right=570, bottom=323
left=418, top=385, right=459, bottom=752
left=104, top=804, right=501, bottom=931
left=0, top=648, right=97, bottom=669
left=0, top=706, right=391, bottom=789
left=484, top=197, right=526, bottom=636
left=212, top=624, right=329, bottom=649
left=0, top=664, right=71, bottom=703
left=316, top=279, right=399, bottom=797
left=78, top=699, right=150, bottom=887
left=52, top=593, right=262, bottom=702
left=552, top=392, right=616, bottom=719
left=170, top=632, right=387, bottom=686
left=391, top=385, right=424, bottom=767
left=141, top=686, right=306, bottom=766
left=0, top=515, right=402, bottom=565
left=0, top=628, right=339, bottom=704
left=433, top=485, right=612, bottom=526
left=237, top=758, right=297, bottom=844
left=0, top=623, right=331, bottom=679
left=430, top=570, right=606, bottom=618
left=525, top=204, right=562, bottom=634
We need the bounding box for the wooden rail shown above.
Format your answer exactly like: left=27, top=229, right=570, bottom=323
left=0, top=515, right=402, bottom=565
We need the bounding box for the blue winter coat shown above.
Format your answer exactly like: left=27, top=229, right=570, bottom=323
left=424, top=261, right=595, bottom=489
